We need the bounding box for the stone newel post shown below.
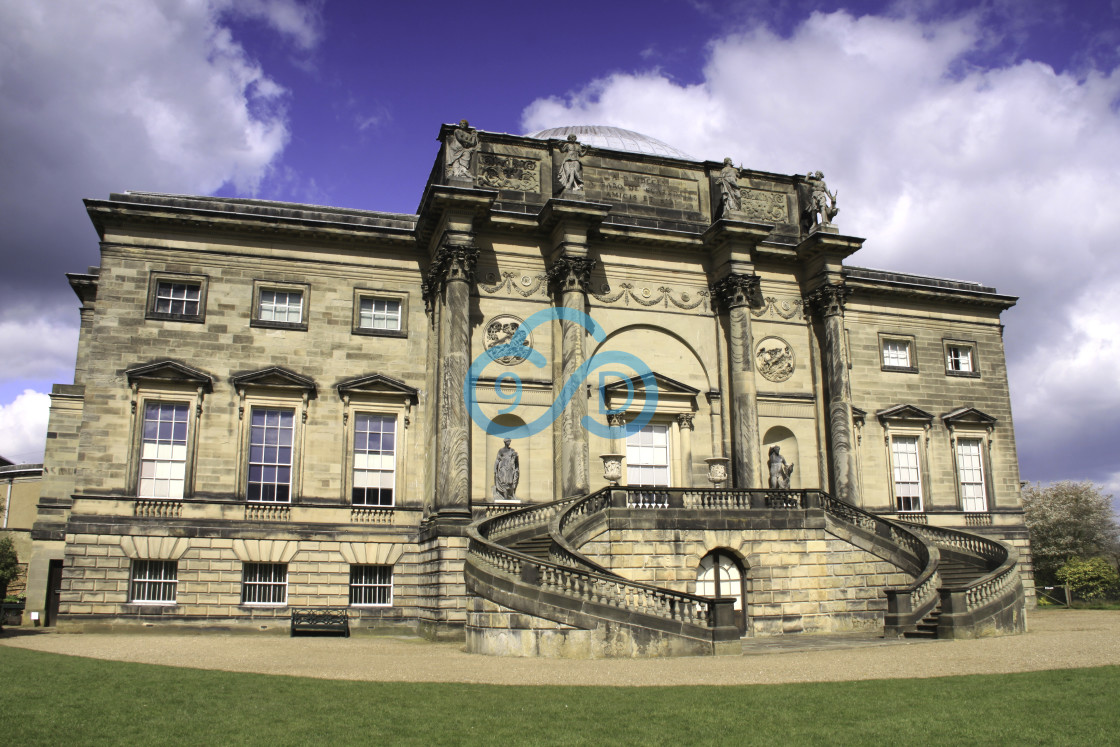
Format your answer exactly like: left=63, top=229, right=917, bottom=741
left=548, top=254, right=597, bottom=498
left=808, top=283, right=859, bottom=504
left=711, top=274, right=763, bottom=489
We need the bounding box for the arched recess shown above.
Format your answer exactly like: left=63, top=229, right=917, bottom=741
left=763, top=425, right=800, bottom=489
left=589, top=324, right=713, bottom=393
left=695, top=550, right=748, bottom=635
left=486, top=414, right=527, bottom=502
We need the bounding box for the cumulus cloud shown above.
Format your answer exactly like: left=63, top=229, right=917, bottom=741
left=0, top=316, right=80, bottom=380
left=0, top=390, right=51, bottom=464
left=522, top=9, right=1120, bottom=485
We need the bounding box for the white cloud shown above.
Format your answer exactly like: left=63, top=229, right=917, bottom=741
left=521, top=9, right=1120, bottom=484
left=219, top=0, right=323, bottom=51
left=0, top=317, right=80, bottom=380
left=0, top=390, right=50, bottom=464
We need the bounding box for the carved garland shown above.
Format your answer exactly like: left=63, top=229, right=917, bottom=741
left=751, top=296, right=806, bottom=320
left=591, top=283, right=710, bottom=311
left=478, top=271, right=549, bottom=298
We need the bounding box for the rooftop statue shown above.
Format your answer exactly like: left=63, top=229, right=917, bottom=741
left=718, top=157, right=742, bottom=218
left=802, top=171, right=839, bottom=231
left=558, top=134, right=589, bottom=193
left=446, top=120, right=479, bottom=180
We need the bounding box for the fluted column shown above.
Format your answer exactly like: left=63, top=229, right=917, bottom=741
left=711, top=274, right=763, bottom=488
left=808, top=283, right=859, bottom=504
left=425, top=240, right=479, bottom=518
left=548, top=254, right=596, bottom=498
left=677, top=413, right=694, bottom=488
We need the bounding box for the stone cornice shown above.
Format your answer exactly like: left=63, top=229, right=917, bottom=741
left=84, top=198, right=417, bottom=247
left=844, top=273, right=1018, bottom=311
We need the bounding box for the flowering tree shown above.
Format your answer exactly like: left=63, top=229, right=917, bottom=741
left=1023, top=482, right=1119, bottom=585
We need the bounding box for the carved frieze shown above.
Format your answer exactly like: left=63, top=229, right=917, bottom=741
left=477, top=153, right=540, bottom=192
left=478, top=271, right=549, bottom=298
left=739, top=188, right=789, bottom=223
left=484, top=314, right=532, bottom=366
left=710, top=273, right=763, bottom=311
left=751, top=296, right=806, bottom=320
left=591, top=283, right=710, bottom=312
left=755, top=336, right=795, bottom=383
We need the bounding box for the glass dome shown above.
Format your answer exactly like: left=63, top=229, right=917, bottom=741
left=526, top=125, right=695, bottom=160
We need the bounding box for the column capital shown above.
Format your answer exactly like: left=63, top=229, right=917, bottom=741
left=547, top=254, right=597, bottom=294
left=806, top=283, right=850, bottom=318
left=677, top=413, right=695, bottom=430
left=423, top=240, right=480, bottom=311
left=607, top=412, right=627, bottom=428
left=710, top=273, right=762, bottom=311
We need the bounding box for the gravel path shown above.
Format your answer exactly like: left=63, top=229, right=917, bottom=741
left=2, top=609, right=1117, bottom=687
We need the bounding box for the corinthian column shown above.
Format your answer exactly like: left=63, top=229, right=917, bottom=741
left=426, top=239, right=479, bottom=518
left=711, top=274, right=763, bottom=489
left=548, top=254, right=597, bottom=498
left=808, top=283, right=859, bottom=504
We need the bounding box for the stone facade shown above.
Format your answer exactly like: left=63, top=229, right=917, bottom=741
left=24, top=124, right=1030, bottom=645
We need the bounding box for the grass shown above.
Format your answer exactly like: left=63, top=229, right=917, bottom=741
left=2, top=645, right=1118, bottom=745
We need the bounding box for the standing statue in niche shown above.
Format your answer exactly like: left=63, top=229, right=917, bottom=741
left=493, top=438, right=520, bottom=501
left=802, top=171, right=839, bottom=229
left=446, top=120, right=479, bottom=180
left=718, top=157, right=742, bottom=217
left=767, top=446, right=795, bottom=489
left=558, top=134, right=588, bottom=192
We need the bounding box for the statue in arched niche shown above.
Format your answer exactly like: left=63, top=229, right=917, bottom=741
left=767, top=445, right=794, bottom=489
left=493, top=438, right=520, bottom=501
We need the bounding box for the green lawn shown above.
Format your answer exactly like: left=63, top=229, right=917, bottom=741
left=2, top=645, right=1117, bottom=745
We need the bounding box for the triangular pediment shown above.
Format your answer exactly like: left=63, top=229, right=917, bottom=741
left=230, top=366, right=316, bottom=395
left=851, top=406, right=867, bottom=425
left=602, top=372, right=701, bottom=397
left=336, top=373, right=418, bottom=401
left=942, top=407, right=997, bottom=426
left=125, top=360, right=214, bottom=390
left=876, top=404, right=933, bottom=424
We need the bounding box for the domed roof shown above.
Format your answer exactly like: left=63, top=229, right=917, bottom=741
left=526, top=125, right=695, bottom=160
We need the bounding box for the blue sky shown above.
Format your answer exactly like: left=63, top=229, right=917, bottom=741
left=1, top=0, right=1119, bottom=505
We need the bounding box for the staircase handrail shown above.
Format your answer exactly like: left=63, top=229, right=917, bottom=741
left=898, top=522, right=1021, bottom=613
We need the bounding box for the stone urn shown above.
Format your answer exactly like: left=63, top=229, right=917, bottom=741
left=705, top=457, right=730, bottom=487
left=599, top=453, right=624, bottom=486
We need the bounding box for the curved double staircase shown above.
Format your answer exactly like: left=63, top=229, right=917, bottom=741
left=464, top=488, right=1025, bottom=657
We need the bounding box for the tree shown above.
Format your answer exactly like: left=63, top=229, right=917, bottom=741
left=1022, top=481, right=1120, bottom=585
left=0, top=534, right=19, bottom=600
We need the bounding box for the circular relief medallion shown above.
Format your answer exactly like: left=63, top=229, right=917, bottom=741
left=485, top=314, right=532, bottom=366
left=755, top=336, right=795, bottom=383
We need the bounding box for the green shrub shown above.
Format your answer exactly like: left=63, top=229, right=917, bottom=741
left=1056, top=557, right=1120, bottom=601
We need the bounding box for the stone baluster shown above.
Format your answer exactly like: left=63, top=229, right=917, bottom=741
left=710, top=273, right=763, bottom=488
left=808, top=283, right=860, bottom=504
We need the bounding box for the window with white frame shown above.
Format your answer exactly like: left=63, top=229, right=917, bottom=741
left=956, top=438, right=987, bottom=512
left=882, top=338, right=912, bottom=369
left=247, top=408, right=294, bottom=503
left=154, top=281, right=201, bottom=317
left=626, top=424, right=671, bottom=486
left=945, top=342, right=979, bottom=376
left=241, top=562, right=287, bottom=605
left=139, top=402, right=189, bottom=499
left=891, top=435, right=923, bottom=512
left=353, top=413, right=396, bottom=506
left=258, top=289, right=303, bottom=324
left=130, top=559, right=178, bottom=603
left=358, top=298, right=401, bottom=331
left=349, top=565, right=393, bottom=606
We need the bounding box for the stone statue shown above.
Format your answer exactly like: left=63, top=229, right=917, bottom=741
left=493, top=438, right=520, bottom=500
left=558, top=134, right=588, bottom=192
left=718, top=157, right=741, bottom=217
left=767, top=445, right=794, bottom=489
left=803, top=171, right=839, bottom=229
left=446, top=119, right=479, bottom=180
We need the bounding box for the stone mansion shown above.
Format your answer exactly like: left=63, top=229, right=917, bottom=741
left=25, top=123, right=1030, bottom=655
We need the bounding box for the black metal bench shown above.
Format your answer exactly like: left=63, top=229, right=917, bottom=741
left=290, top=608, right=350, bottom=637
